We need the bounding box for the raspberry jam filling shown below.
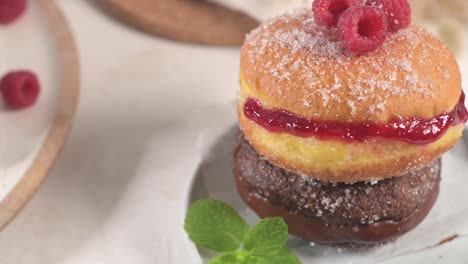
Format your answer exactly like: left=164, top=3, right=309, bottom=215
left=243, top=93, right=468, bottom=145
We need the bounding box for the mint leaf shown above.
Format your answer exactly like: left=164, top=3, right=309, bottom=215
left=209, top=248, right=300, bottom=264
left=253, top=248, right=301, bottom=264
left=210, top=249, right=255, bottom=264
left=244, top=217, right=288, bottom=254
left=208, top=252, right=238, bottom=264
left=184, top=199, right=249, bottom=252
left=244, top=217, right=301, bottom=264
left=185, top=200, right=302, bottom=264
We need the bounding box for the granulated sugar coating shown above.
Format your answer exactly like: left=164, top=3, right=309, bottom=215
left=240, top=8, right=461, bottom=123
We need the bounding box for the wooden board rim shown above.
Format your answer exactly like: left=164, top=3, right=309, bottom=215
left=97, top=0, right=259, bottom=45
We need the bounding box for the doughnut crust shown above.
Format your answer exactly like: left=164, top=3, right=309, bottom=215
left=240, top=8, right=462, bottom=123
left=233, top=132, right=441, bottom=245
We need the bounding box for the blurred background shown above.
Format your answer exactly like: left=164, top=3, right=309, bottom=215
left=98, top=0, right=467, bottom=53
left=0, top=0, right=466, bottom=263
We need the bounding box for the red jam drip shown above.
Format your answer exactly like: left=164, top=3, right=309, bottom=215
left=244, top=93, right=468, bottom=145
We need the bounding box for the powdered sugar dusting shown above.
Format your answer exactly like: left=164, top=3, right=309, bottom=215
left=242, top=8, right=453, bottom=121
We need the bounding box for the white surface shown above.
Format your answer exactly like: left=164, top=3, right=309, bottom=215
left=206, top=0, right=310, bottom=20
left=0, top=1, right=466, bottom=264
left=0, top=1, right=59, bottom=201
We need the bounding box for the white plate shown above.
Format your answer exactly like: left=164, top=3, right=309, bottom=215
left=189, top=124, right=468, bottom=264
left=185, top=32, right=468, bottom=264
left=0, top=0, right=58, bottom=200
left=0, top=0, right=78, bottom=228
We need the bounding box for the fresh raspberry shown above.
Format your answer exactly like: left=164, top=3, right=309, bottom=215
left=1, top=71, right=40, bottom=109
left=338, top=6, right=388, bottom=53
left=312, top=0, right=363, bottom=26
left=0, top=0, right=27, bottom=25
left=366, top=0, right=411, bottom=32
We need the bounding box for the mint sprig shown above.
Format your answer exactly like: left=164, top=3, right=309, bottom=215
left=184, top=199, right=301, bottom=264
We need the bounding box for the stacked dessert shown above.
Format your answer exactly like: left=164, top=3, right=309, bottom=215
left=233, top=0, right=467, bottom=246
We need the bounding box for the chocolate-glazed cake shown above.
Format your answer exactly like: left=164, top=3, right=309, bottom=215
left=234, top=132, right=441, bottom=245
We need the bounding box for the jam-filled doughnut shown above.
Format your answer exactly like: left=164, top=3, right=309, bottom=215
left=233, top=5, right=467, bottom=246
left=238, top=8, right=466, bottom=183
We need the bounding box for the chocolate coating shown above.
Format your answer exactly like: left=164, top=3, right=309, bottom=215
left=233, top=132, right=441, bottom=245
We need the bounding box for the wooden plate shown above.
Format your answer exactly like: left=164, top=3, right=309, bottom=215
left=97, top=0, right=259, bottom=45
left=0, top=0, right=79, bottom=229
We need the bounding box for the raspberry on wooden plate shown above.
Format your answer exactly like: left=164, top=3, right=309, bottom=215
left=0, top=0, right=27, bottom=25
left=1, top=71, right=40, bottom=109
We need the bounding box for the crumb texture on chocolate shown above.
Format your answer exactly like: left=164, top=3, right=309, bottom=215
left=233, top=132, right=441, bottom=226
